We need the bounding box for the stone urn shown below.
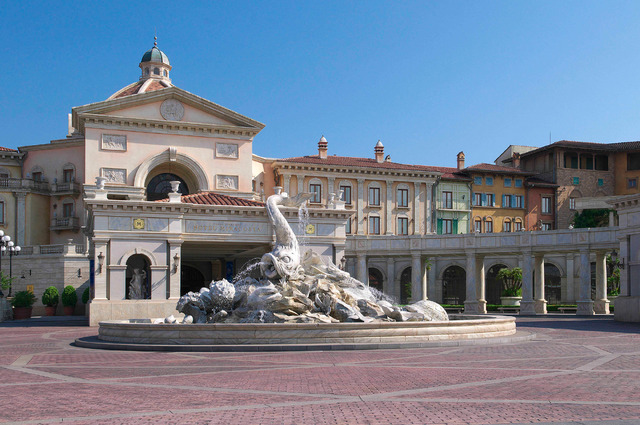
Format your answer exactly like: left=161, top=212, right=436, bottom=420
left=170, top=181, right=181, bottom=193
left=500, top=296, right=522, bottom=306
left=95, top=176, right=107, bottom=190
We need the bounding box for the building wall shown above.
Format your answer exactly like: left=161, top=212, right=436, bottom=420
left=25, top=194, right=50, bottom=245
left=470, top=173, right=526, bottom=232
left=614, top=151, right=640, bottom=195
left=435, top=180, right=470, bottom=234
left=525, top=186, right=556, bottom=230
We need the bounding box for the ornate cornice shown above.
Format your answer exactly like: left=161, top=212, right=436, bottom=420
left=274, top=163, right=441, bottom=180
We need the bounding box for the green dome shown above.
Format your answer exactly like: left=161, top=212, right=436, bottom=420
left=141, top=45, right=170, bottom=65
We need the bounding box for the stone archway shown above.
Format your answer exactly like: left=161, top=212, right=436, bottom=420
left=486, top=264, right=508, bottom=305
left=368, top=267, right=384, bottom=293
left=125, top=254, right=151, bottom=300
left=134, top=149, right=209, bottom=193
left=545, top=263, right=562, bottom=304
left=442, top=266, right=466, bottom=305
left=400, top=267, right=412, bottom=304
left=146, top=173, right=190, bottom=201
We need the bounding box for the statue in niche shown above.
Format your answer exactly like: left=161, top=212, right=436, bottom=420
left=128, top=268, right=148, bottom=299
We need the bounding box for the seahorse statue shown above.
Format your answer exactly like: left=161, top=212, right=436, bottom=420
left=260, top=189, right=313, bottom=280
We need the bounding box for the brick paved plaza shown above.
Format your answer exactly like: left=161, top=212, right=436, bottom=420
left=1, top=317, right=639, bottom=425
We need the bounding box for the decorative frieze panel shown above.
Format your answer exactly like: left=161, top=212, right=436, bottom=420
left=185, top=220, right=268, bottom=235
left=101, top=134, right=127, bottom=151
left=101, top=168, right=127, bottom=184
left=216, top=175, right=238, bottom=190
left=215, top=143, right=239, bottom=159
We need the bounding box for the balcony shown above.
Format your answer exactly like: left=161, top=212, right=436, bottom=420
left=51, top=181, right=82, bottom=196
left=0, top=178, right=49, bottom=193
left=50, top=216, right=80, bottom=231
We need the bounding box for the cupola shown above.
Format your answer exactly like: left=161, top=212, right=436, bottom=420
left=139, top=37, right=172, bottom=83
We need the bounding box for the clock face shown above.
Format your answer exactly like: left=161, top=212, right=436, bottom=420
left=305, top=224, right=315, bottom=234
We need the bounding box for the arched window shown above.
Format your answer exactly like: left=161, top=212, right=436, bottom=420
left=62, top=200, right=74, bottom=218
left=503, top=218, right=512, bottom=232
left=442, top=266, right=466, bottom=305
left=62, top=164, right=75, bottom=183
left=368, top=182, right=381, bottom=206
left=484, top=217, right=493, bottom=233
left=474, top=217, right=482, bottom=233
left=153, top=67, right=160, bottom=75
left=163, top=70, right=168, bottom=77
left=397, top=215, right=409, bottom=235
left=146, top=173, right=189, bottom=201
left=514, top=218, right=523, bottom=231
left=368, top=268, right=384, bottom=293
left=30, top=166, right=44, bottom=182
left=145, top=68, right=150, bottom=75
left=397, top=184, right=410, bottom=208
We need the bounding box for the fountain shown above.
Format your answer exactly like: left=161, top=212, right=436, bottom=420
left=84, top=191, right=521, bottom=351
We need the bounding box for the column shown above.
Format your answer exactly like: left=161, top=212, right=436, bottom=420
left=609, top=210, right=615, bottom=227
left=619, top=236, right=629, bottom=297
left=594, top=251, right=609, bottom=314
left=520, top=253, right=536, bottom=315
left=168, top=240, right=182, bottom=299
left=428, top=260, right=438, bottom=302
left=356, top=253, right=367, bottom=285
left=414, top=182, right=421, bottom=234
left=476, top=256, right=487, bottom=313
left=297, top=175, right=304, bottom=196
left=386, top=258, right=395, bottom=299
left=385, top=181, right=393, bottom=235
left=411, top=253, right=422, bottom=302
left=577, top=249, right=595, bottom=315
left=425, top=182, right=433, bottom=233
left=15, top=192, right=26, bottom=246
left=283, top=175, right=291, bottom=194
left=565, top=254, right=575, bottom=303
left=534, top=254, right=547, bottom=314
left=464, top=252, right=478, bottom=313
left=422, top=259, right=428, bottom=301
left=328, top=177, right=335, bottom=197
left=357, top=179, right=365, bottom=234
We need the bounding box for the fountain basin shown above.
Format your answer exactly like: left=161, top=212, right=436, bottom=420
left=81, top=315, right=521, bottom=351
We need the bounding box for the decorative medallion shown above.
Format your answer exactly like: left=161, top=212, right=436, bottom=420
left=160, top=99, right=185, bottom=121
left=133, top=218, right=145, bottom=230
left=305, top=224, right=315, bottom=235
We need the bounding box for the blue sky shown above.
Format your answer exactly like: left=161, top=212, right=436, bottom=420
left=3, top=1, right=640, bottom=168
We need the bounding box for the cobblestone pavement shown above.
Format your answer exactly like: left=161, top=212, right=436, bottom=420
left=1, top=317, right=639, bottom=425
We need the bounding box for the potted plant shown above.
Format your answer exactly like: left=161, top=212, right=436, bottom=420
left=61, top=285, right=77, bottom=316
left=12, top=290, right=36, bottom=319
left=42, top=286, right=59, bottom=316
left=0, top=272, right=14, bottom=298
left=497, top=267, right=523, bottom=306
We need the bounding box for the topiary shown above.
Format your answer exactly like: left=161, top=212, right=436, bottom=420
left=42, top=286, right=59, bottom=307
left=12, top=290, right=36, bottom=308
left=61, top=285, right=77, bottom=307
left=82, top=287, right=90, bottom=304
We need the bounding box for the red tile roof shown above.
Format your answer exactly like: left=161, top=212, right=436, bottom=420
left=463, top=163, right=533, bottom=175
left=111, top=80, right=170, bottom=99
left=278, top=155, right=443, bottom=173
left=0, top=146, right=18, bottom=152
left=156, top=191, right=264, bottom=207
left=525, top=177, right=558, bottom=188
left=522, top=140, right=640, bottom=157
left=431, top=166, right=472, bottom=181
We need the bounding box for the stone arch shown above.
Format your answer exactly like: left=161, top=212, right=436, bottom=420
left=400, top=267, right=412, bottom=304
left=442, top=265, right=466, bottom=305
left=126, top=254, right=151, bottom=300
left=544, top=262, right=562, bottom=304
left=134, top=149, right=209, bottom=192
left=118, top=247, right=160, bottom=267
left=368, top=267, right=385, bottom=293
left=486, top=263, right=509, bottom=304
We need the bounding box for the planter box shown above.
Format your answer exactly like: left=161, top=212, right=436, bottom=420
left=45, top=306, right=57, bottom=316
left=500, top=297, right=522, bottom=306
left=13, top=306, right=33, bottom=320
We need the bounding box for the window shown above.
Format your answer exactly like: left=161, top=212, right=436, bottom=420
left=474, top=193, right=482, bottom=206
left=515, top=179, right=523, bottom=188
left=597, top=178, right=604, bottom=187
left=397, top=188, right=409, bottom=207
left=163, top=70, right=168, bottom=77
left=368, top=187, right=380, bottom=206
left=514, top=220, right=523, bottom=231
left=503, top=220, right=512, bottom=232
left=63, top=169, right=74, bottom=183
left=474, top=177, right=482, bottom=185
left=145, top=68, right=150, bottom=75
left=573, top=177, right=580, bottom=185
left=398, top=217, right=408, bottom=235
left=486, top=193, right=495, bottom=206
left=514, top=195, right=523, bottom=208
left=442, top=219, right=453, bottom=234
left=153, top=67, right=160, bottom=75
left=442, top=191, right=453, bottom=209
left=310, top=183, right=322, bottom=203
left=628, top=153, right=640, bottom=170
left=62, top=203, right=74, bottom=217
left=595, top=155, right=608, bottom=171
left=474, top=218, right=482, bottom=233
left=628, top=178, right=638, bottom=189
left=484, top=219, right=493, bottom=233
left=345, top=218, right=352, bottom=234
left=502, top=195, right=511, bottom=208
left=340, top=185, right=352, bottom=204
left=32, top=172, right=43, bottom=182
left=542, top=196, right=551, bottom=214
left=504, top=178, right=512, bottom=187
left=569, top=197, right=576, bottom=210
left=541, top=222, right=551, bottom=231
left=485, top=177, right=493, bottom=186
left=369, top=216, right=380, bottom=234
left=0, top=201, right=4, bottom=224
left=564, top=153, right=578, bottom=169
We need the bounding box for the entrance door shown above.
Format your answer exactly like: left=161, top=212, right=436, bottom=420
left=181, top=265, right=205, bottom=295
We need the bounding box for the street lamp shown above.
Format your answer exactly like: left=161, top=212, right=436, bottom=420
left=7, top=242, right=20, bottom=297
left=0, top=231, right=10, bottom=297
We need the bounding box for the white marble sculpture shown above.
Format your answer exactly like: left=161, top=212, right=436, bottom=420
left=128, top=268, right=147, bottom=300
left=176, top=191, right=448, bottom=324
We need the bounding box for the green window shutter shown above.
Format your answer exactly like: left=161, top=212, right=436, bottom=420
left=452, top=219, right=458, bottom=234
left=437, top=218, right=443, bottom=234
left=502, top=194, right=506, bottom=207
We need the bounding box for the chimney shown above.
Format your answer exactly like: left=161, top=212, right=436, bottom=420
left=512, top=152, right=521, bottom=169
left=318, top=135, right=328, bottom=159
left=374, top=140, right=384, bottom=163
left=457, top=151, right=465, bottom=170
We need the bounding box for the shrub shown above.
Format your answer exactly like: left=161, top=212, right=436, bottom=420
left=61, top=285, right=77, bottom=307
left=42, top=286, right=59, bottom=307
left=82, top=287, right=90, bottom=304
left=497, top=267, right=523, bottom=297
left=12, top=290, right=36, bottom=308
left=0, top=272, right=14, bottom=291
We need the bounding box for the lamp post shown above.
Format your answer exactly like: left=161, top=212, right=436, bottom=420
left=0, top=231, right=10, bottom=297
left=7, top=242, right=20, bottom=297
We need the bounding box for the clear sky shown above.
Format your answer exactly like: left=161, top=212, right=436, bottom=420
left=3, top=1, right=640, bottom=168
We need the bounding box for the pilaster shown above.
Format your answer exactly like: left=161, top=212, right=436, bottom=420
left=577, top=249, right=595, bottom=315
left=464, top=252, right=478, bottom=313
left=386, top=181, right=393, bottom=235
left=520, top=253, right=536, bottom=315
left=594, top=250, right=609, bottom=314
left=385, top=257, right=395, bottom=299
left=357, top=179, right=365, bottom=234
left=534, top=254, right=547, bottom=314
left=15, top=192, right=26, bottom=246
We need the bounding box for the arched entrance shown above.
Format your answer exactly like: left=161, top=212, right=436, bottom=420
left=146, top=173, right=190, bottom=201
left=486, top=264, right=508, bottom=305
left=442, top=266, right=466, bottom=305
left=181, top=265, right=205, bottom=295
left=368, top=268, right=384, bottom=293
left=400, top=267, right=412, bottom=304
left=545, top=263, right=562, bottom=304
left=125, top=254, right=151, bottom=299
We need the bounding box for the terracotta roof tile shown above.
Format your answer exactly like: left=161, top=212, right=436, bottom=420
left=431, top=166, right=472, bottom=181
left=463, top=163, right=533, bottom=175
left=0, top=146, right=18, bottom=152
left=156, top=191, right=264, bottom=207
left=522, top=140, right=640, bottom=157
left=526, top=177, right=558, bottom=187
left=278, top=155, right=443, bottom=173
left=112, top=80, right=170, bottom=99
